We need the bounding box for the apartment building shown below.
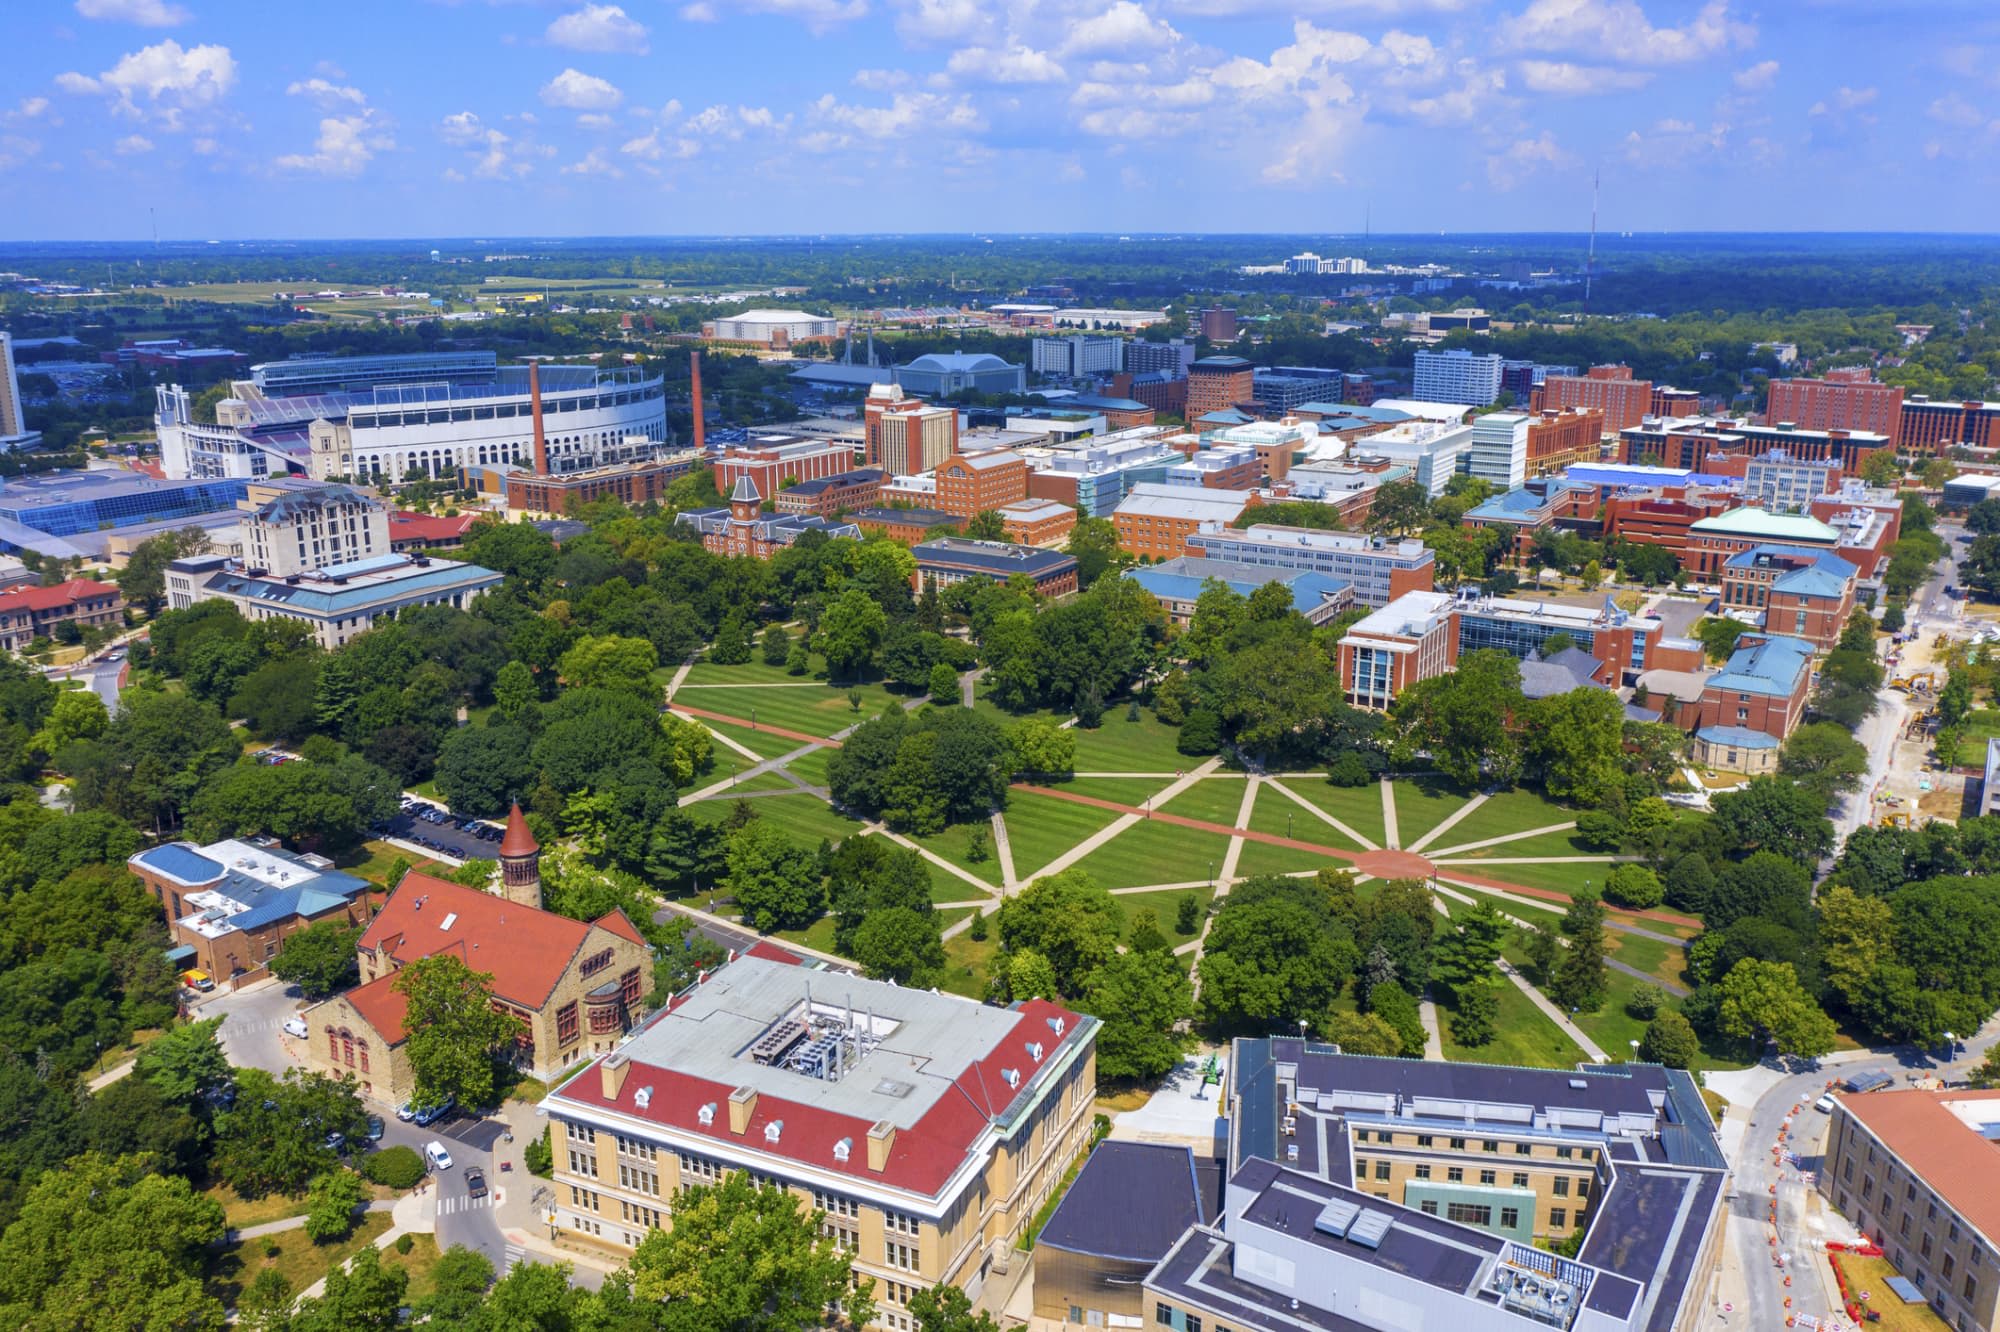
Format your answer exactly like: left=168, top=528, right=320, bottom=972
left=1525, top=407, right=1606, bottom=477
left=1412, top=349, right=1503, bottom=406
left=1182, top=524, right=1435, bottom=607
left=1112, top=483, right=1256, bottom=560
left=1767, top=370, right=1906, bottom=439
left=1533, top=365, right=1658, bottom=433
left=1186, top=357, right=1254, bottom=422
left=1030, top=335, right=1123, bottom=379
left=540, top=957, right=1099, bottom=1324
left=934, top=451, right=1029, bottom=518
left=1901, top=397, right=2000, bottom=457
left=1822, top=1089, right=2000, bottom=1332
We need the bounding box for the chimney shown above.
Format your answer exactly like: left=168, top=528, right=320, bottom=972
left=729, top=1083, right=758, bottom=1134
left=867, top=1119, right=895, bottom=1171
left=529, top=361, right=550, bottom=477
left=601, top=1052, right=631, bottom=1100
left=689, top=351, right=706, bottom=454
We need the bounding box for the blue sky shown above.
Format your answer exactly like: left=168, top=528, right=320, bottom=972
left=5, top=0, right=1999, bottom=239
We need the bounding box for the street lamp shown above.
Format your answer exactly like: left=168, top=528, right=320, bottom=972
left=1299, top=1018, right=1309, bottom=1047
left=1209, top=860, right=1215, bottom=887
left=1287, top=813, right=1294, bottom=840
left=1629, top=1039, right=1641, bottom=1063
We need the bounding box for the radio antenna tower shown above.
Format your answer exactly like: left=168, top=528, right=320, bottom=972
left=150, top=206, right=158, bottom=247
left=1584, top=168, right=1599, bottom=308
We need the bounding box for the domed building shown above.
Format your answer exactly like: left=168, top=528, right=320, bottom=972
left=896, top=351, right=1025, bottom=398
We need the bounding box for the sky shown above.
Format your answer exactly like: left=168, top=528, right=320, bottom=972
left=5, top=0, right=2000, bottom=240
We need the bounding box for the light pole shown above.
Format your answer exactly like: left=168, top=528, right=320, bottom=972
left=1298, top=1017, right=1308, bottom=1047
left=1287, top=813, right=1294, bottom=840
left=1628, top=1039, right=1640, bottom=1063
left=1209, top=860, right=1215, bottom=887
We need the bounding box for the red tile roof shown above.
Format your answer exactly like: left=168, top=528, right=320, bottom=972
left=552, top=993, right=1086, bottom=1199
left=357, top=872, right=638, bottom=1011
left=0, top=578, right=121, bottom=614
left=499, top=803, right=538, bottom=859
left=343, top=969, right=414, bottom=1045
left=388, top=511, right=477, bottom=544
left=1839, top=1089, right=2000, bottom=1245
left=745, top=940, right=804, bottom=964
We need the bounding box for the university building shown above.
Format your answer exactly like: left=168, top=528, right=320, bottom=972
left=130, top=838, right=374, bottom=988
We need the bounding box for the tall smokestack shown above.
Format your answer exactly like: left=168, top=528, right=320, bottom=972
left=689, top=351, right=706, bottom=454
left=528, top=361, right=550, bottom=477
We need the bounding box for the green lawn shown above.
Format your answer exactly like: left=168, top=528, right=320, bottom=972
left=940, top=927, right=999, bottom=999
left=1428, top=788, right=1577, bottom=850
left=1001, top=789, right=1129, bottom=881
left=1435, top=857, right=1616, bottom=899
left=1953, top=710, right=2000, bottom=766
left=1243, top=783, right=1366, bottom=855
left=1111, top=884, right=1216, bottom=945
left=694, top=714, right=821, bottom=761
left=1067, top=714, right=1196, bottom=773
left=784, top=746, right=834, bottom=787
left=1069, top=818, right=1232, bottom=891
left=772, top=915, right=839, bottom=955
left=1053, top=776, right=1178, bottom=807
left=1430, top=825, right=1594, bottom=860
left=1389, top=777, right=1477, bottom=849
left=1261, top=779, right=1384, bottom=849
left=697, top=744, right=762, bottom=784
left=206, top=1213, right=395, bottom=1313
left=676, top=683, right=902, bottom=739
left=907, top=820, right=1005, bottom=887
left=679, top=654, right=831, bottom=688
left=1567, top=968, right=1657, bottom=1066
left=1158, top=776, right=1256, bottom=828
left=695, top=793, right=866, bottom=846
left=1232, top=837, right=1347, bottom=880
left=1438, top=980, right=1590, bottom=1069
left=728, top=772, right=799, bottom=795
left=1606, top=930, right=1690, bottom=990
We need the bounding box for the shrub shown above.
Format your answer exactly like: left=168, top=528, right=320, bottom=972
left=1603, top=864, right=1665, bottom=909
left=360, top=1145, right=425, bottom=1190
left=1326, top=752, right=1372, bottom=788
left=1175, top=893, right=1201, bottom=934
left=968, top=911, right=989, bottom=942
left=303, top=1169, right=364, bottom=1243
left=1626, top=984, right=1667, bottom=1021
left=523, top=1125, right=554, bottom=1178
left=263, top=1239, right=283, bottom=1259
left=395, top=1233, right=415, bottom=1256
left=1177, top=710, right=1222, bottom=756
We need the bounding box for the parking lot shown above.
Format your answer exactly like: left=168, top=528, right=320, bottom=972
left=377, top=798, right=506, bottom=861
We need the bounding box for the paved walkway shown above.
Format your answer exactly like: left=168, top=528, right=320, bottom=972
left=990, top=812, right=1018, bottom=891
left=1495, top=959, right=1610, bottom=1062
left=1435, top=868, right=1701, bottom=931
left=1404, top=791, right=1489, bottom=855
left=226, top=1199, right=396, bottom=1243
left=666, top=702, right=839, bottom=751
left=1425, top=820, right=1578, bottom=857
left=1015, top=760, right=1225, bottom=881
left=289, top=1192, right=433, bottom=1304
left=1418, top=989, right=1445, bottom=1059
left=1380, top=777, right=1401, bottom=849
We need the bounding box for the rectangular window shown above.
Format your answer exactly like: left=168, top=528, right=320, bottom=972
left=1417, top=1135, right=1434, bottom=1147
left=1513, top=1172, right=1530, bottom=1188
left=1415, top=1165, right=1432, bottom=1180
left=1447, top=1203, right=1493, bottom=1226
left=1355, top=1159, right=1369, bottom=1178
left=1421, top=1201, right=1439, bottom=1216
left=1375, top=1161, right=1391, bottom=1182
left=556, top=1001, right=579, bottom=1046
left=886, top=1210, right=921, bottom=1236
left=1515, top=1143, right=1531, bottom=1155
left=1447, top=1167, right=1464, bottom=1183
left=1501, top=1208, right=1520, bottom=1229
left=568, top=1150, right=598, bottom=1179
left=1553, top=1178, right=1569, bottom=1197
left=1157, top=1305, right=1172, bottom=1327
left=1964, top=1277, right=1977, bottom=1302
left=619, top=1163, right=659, bottom=1196
left=1556, top=1147, right=1574, bottom=1160
left=1483, top=1140, right=1499, bottom=1153
left=616, top=1136, right=656, bottom=1161
left=886, top=1240, right=920, bottom=1272
left=1450, top=1137, right=1467, bottom=1150
left=1480, top=1170, right=1496, bottom=1186
left=1550, top=1207, right=1567, bottom=1229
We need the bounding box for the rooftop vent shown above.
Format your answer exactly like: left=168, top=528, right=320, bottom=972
left=1568, top=1078, right=1589, bottom=1090
left=634, top=1085, right=653, bottom=1110
left=1313, top=1197, right=1361, bottom=1238
left=1348, top=1209, right=1393, bottom=1250
left=1028, top=1041, right=1044, bottom=1063
left=1047, top=1016, right=1065, bottom=1037
left=1002, top=1068, right=1020, bottom=1089
left=764, top=1120, right=784, bottom=1144
left=697, top=1102, right=716, bottom=1126
left=834, top=1137, right=852, bottom=1163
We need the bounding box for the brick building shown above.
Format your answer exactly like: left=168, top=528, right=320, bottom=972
left=677, top=477, right=860, bottom=558
left=997, top=498, right=1076, bottom=547
left=130, top=839, right=373, bottom=989
left=1181, top=525, right=1435, bottom=607
left=912, top=538, right=1078, bottom=597
left=1720, top=544, right=1857, bottom=649
left=1600, top=489, right=1737, bottom=565
left=1111, top=483, right=1255, bottom=560
left=0, top=578, right=125, bottom=650
left=387, top=511, right=478, bottom=552
left=1056, top=393, right=1156, bottom=430
left=1531, top=365, right=1657, bottom=433
left=1197, top=307, right=1238, bottom=341
left=504, top=454, right=696, bottom=516
left=1690, top=633, right=1814, bottom=771
left=1525, top=408, right=1605, bottom=476
left=1110, top=370, right=1186, bottom=417
left=852, top=508, right=967, bottom=544
left=864, top=384, right=959, bottom=475
left=934, top=451, right=1029, bottom=518
left=773, top=468, right=886, bottom=517
left=1685, top=506, right=1842, bottom=578
left=1767, top=370, right=1905, bottom=438
left=1185, top=356, right=1254, bottom=422
left=713, top=438, right=858, bottom=499
left=1900, top=396, right=2000, bottom=457
left=305, top=812, right=652, bottom=1106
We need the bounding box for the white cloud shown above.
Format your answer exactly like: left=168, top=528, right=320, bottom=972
left=680, top=1, right=716, bottom=17
left=1928, top=93, right=1986, bottom=128
left=1502, top=0, right=1754, bottom=66
left=1620, top=116, right=1730, bottom=168
left=578, top=113, right=615, bottom=129
left=439, top=111, right=531, bottom=178
left=286, top=78, right=367, bottom=108
left=688, top=0, right=868, bottom=31
left=1061, top=2, right=1179, bottom=57
left=853, top=69, right=910, bottom=90
left=622, top=129, right=700, bottom=160
left=946, top=45, right=1067, bottom=85
left=894, top=0, right=992, bottom=44
left=1486, top=129, right=1575, bottom=188
left=113, top=133, right=153, bottom=154
left=3, top=98, right=51, bottom=124
left=56, top=40, right=237, bottom=123
left=1733, top=59, right=1778, bottom=91
left=539, top=68, right=624, bottom=110
left=75, top=0, right=190, bottom=27
left=547, top=5, right=650, bottom=54
left=810, top=90, right=981, bottom=142
left=1518, top=60, right=1651, bottom=94
left=276, top=110, right=393, bottom=177
left=1809, top=85, right=1877, bottom=115
left=562, top=146, right=622, bottom=177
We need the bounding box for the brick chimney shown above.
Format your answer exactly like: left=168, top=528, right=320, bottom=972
left=529, top=361, right=550, bottom=477
left=690, top=351, right=706, bottom=454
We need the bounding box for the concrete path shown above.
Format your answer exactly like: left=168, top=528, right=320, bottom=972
left=1404, top=791, right=1488, bottom=855
left=1015, top=759, right=1224, bottom=882
left=865, top=823, right=997, bottom=896
left=1433, top=868, right=1701, bottom=931
left=1425, top=819, right=1578, bottom=857
left=1495, top=958, right=1610, bottom=1063
left=289, top=1192, right=433, bottom=1304
left=1214, top=776, right=1261, bottom=886
left=1380, top=777, right=1401, bottom=849
left=1434, top=853, right=1613, bottom=865
left=88, top=1058, right=136, bottom=1091
left=1418, top=989, right=1445, bottom=1059
left=226, top=1199, right=396, bottom=1243
left=1607, top=957, right=1687, bottom=997
left=667, top=702, right=836, bottom=751
left=679, top=739, right=822, bottom=803
left=1434, top=874, right=1693, bottom=946
left=665, top=657, right=696, bottom=699
left=1264, top=778, right=1379, bottom=851
left=990, top=812, right=1018, bottom=891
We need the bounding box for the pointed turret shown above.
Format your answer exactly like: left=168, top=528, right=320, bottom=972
left=498, top=803, right=542, bottom=909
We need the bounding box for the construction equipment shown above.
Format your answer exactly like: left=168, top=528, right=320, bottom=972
left=1879, top=813, right=1912, bottom=830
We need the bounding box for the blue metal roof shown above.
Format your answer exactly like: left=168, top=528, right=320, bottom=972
left=1296, top=403, right=1412, bottom=423
left=1696, top=725, right=1779, bottom=749
left=1707, top=633, right=1814, bottom=698
left=208, top=560, right=501, bottom=614
left=135, top=842, right=226, bottom=885
left=1124, top=561, right=1350, bottom=617
left=912, top=538, right=1076, bottom=577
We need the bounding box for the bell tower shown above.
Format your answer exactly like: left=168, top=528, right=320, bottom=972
left=498, top=803, right=542, bottom=910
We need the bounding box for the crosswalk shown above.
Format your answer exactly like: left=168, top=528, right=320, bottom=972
left=502, top=1245, right=525, bottom=1274
left=436, top=1194, right=498, bottom=1216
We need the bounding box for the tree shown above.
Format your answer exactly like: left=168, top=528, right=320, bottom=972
left=1067, top=515, right=1121, bottom=587
left=709, top=613, right=753, bottom=665
left=1390, top=649, right=1524, bottom=788
left=1715, top=958, right=1833, bottom=1058
left=725, top=821, right=824, bottom=932
left=288, top=1245, right=408, bottom=1332
left=1603, top=864, right=1665, bottom=909
left=1082, top=948, right=1193, bottom=1081
left=927, top=661, right=959, bottom=705
left=271, top=919, right=363, bottom=999
left=1006, top=716, right=1075, bottom=779
left=1551, top=896, right=1608, bottom=1012
left=1779, top=721, right=1870, bottom=801
left=394, top=954, right=522, bottom=1111
left=1322, top=1010, right=1405, bottom=1056
left=761, top=624, right=792, bottom=667
left=850, top=907, right=946, bottom=986
left=1524, top=688, right=1625, bottom=805
left=557, top=633, right=659, bottom=696
left=815, top=588, right=888, bottom=680
left=412, top=1246, right=496, bottom=1325
left=70, top=689, right=239, bottom=832
left=212, top=1068, right=367, bottom=1198
left=30, top=689, right=107, bottom=758
left=623, top=1173, right=875, bottom=1330
left=303, top=1169, right=366, bottom=1242
left=238, top=1268, right=295, bottom=1332
left=0, top=1151, right=226, bottom=1332
left=997, top=870, right=1123, bottom=997
left=910, top=1282, right=1001, bottom=1332
left=432, top=723, right=536, bottom=818
left=965, top=510, right=1007, bottom=541
left=1695, top=617, right=1750, bottom=662
left=463, top=520, right=557, bottom=584
left=493, top=660, right=538, bottom=720
left=1638, top=1009, right=1700, bottom=1068
left=1364, top=981, right=1426, bottom=1056
left=133, top=1016, right=231, bottom=1104
left=1711, top=777, right=1835, bottom=867
left=1817, top=883, right=1893, bottom=1009
left=116, top=527, right=212, bottom=614
left=1197, top=878, right=1360, bottom=1034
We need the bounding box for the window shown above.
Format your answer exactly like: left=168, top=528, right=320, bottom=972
left=1552, top=1178, right=1570, bottom=1197
left=581, top=948, right=615, bottom=979
left=1943, top=1255, right=1956, bottom=1280
left=1157, top=1305, right=1173, bottom=1327
left=619, top=1163, right=659, bottom=1196
left=1575, top=1178, right=1588, bottom=1198
left=1415, top=1165, right=1432, bottom=1180
left=616, top=1136, right=657, bottom=1162
left=1501, top=1208, right=1520, bottom=1229
left=1556, top=1147, right=1574, bottom=1160
left=1421, top=1201, right=1439, bottom=1216
left=1355, top=1159, right=1369, bottom=1178
left=1513, top=1172, right=1530, bottom=1188
left=556, top=1001, right=580, bottom=1047
left=1188, top=1319, right=1202, bottom=1332
left=887, top=1210, right=921, bottom=1236
left=683, top=1154, right=722, bottom=1184
left=570, top=1185, right=600, bottom=1212
left=1375, top=1161, right=1391, bottom=1182
left=886, top=1240, right=919, bottom=1272
left=1550, top=1208, right=1567, bottom=1228
left=1450, top=1137, right=1467, bottom=1150
left=1417, top=1135, right=1434, bottom=1147
left=1515, top=1142, right=1531, bottom=1155
left=1447, top=1203, right=1493, bottom=1226
left=1447, top=1167, right=1464, bottom=1183
left=1964, top=1276, right=1978, bottom=1303
left=1483, top=1140, right=1499, bottom=1153
left=1354, top=1129, right=1371, bottom=1143
left=569, top=1150, right=598, bottom=1179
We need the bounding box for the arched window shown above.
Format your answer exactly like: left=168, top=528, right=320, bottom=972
left=357, top=1041, right=370, bottom=1074
left=325, top=1026, right=338, bottom=1059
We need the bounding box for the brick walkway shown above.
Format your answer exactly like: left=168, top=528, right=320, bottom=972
left=666, top=703, right=841, bottom=750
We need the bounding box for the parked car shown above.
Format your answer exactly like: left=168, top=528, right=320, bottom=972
left=366, top=1115, right=385, bottom=1142
left=180, top=969, right=215, bottom=993
left=424, top=1141, right=454, bottom=1172
left=465, top=1167, right=487, bottom=1199
left=410, top=1095, right=456, bottom=1126
left=1815, top=1093, right=1838, bottom=1113
left=325, top=1131, right=346, bottom=1153
left=283, top=1016, right=310, bottom=1039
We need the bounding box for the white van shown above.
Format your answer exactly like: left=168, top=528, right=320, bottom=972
left=1815, top=1093, right=1837, bottom=1113
left=424, top=1140, right=454, bottom=1171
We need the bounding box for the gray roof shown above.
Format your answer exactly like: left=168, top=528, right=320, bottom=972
left=1036, top=1141, right=1212, bottom=1263
left=730, top=475, right=761, bottom=503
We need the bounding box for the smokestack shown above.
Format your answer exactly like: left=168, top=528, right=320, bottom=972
left=528, top=361, right=550, bottom=477
left=689, top=351, right=706, bottom=454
